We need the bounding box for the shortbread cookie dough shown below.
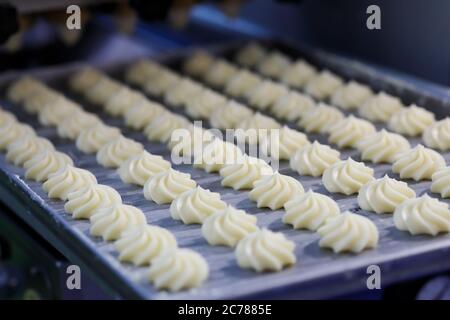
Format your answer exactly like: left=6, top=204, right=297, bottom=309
left=0, top=121, right=35, bottom=151
left=271, top=91, right=315, bottom=121
left=209, top=100, right=253, bottom=129
left=38, top=97, right=80, bottom=127
left=224, top=70, right=262, bottom=98
left=388, top=105, right=435, bottom=136
left=357, top=175, right=416, bottom=214
left=290, top=141, right=340, bottom=177
left=76, top=123, right=121, bottom=154
left=317, top=211, right=379, bottom=253
left=257, top=51, right=291, bottom=78
left=69, top=67, right=102, bottom=93
left=144, top=112, right=190, bottom=143
left=280, top=60, right=317, bottom=89
left=204, top=59, right=238, bottom=88
left=126, top=60, right=162, bottom=86
left=283, top=190, right=340, bottom=231
left=183, top=50, right=214, bottom=77
left=220, top=155, right=273, bottom=190
left=84, top=77, right=122, bottom=106
left=104, top=87, right=146, bottom=117
left=144, top=169, right=197, bottom=204
left=357, top=129, right=411, bottom=163
left=170, top=186, right=227, bottom=224
left=431, top=167, right=450, bottom=198
left=392, top=144, right=446, bottom=181
left=65, top=184, right=122, bottom=219
left=118, top=150, right=170, bottom=186
left=328, top=115, right=376, bottom=148
left=235, top=112, right=281, bottom=145
left=147, top=248, right=209, bottom=292
left=260, top=125, right=309, bottom=160
left=24, top=150, right=73, bottom=182
left=185, top=88, right=227, bottom=119
left=57, top=110, right=101, bottom=140
left=322, top=158, right=374, bottom=195
left=249, top=172, right=304, bottom=210
left=394, top=195, right=450, bottom=236
left=247, top=80, right=288, bottom=110
left=124, top=100, right=165, bottom=130
left=304, top=70, right=344, bottom=100
left=234, top=42, right=267, bottom=67
left=330, top=81, right=373, bottom=110
left=43, top=165, right=97, bottom=200
left=235, top=229, right=296, bottom=272
left=423, top=118, right=450, bottom=151
left=90, top=204, right=146, bottom=241
left=164, top=78, right=203, bottom=107
left=298, top=103, right=344, bottom=134
left=96, top=136, right=143, bottom=168
left=144, top=68, right=180, bottom=97
left=115, top=225, right=177, bottom=266
left=202, top=206, right=258, bottom=247
left=6, top=135, right=54, bottom=167
left=193, top=139, right=243, bottom=173
left=358, top=91, right=403, bottom=122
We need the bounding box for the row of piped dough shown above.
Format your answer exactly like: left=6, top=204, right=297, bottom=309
left=4, top=81, right=209, bottom=293
left=179, top=50, right=449, bottom=184
left=66, top=68, right=299, bottom=273
left=183, top=44, right=449, bottom=152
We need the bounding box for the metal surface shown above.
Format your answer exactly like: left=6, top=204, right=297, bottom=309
left=0, top=41, right=449, bottom=300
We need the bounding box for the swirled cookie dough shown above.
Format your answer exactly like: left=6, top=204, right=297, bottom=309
left=193, top=139, right=243, bottom=173
left=272, top=91, right=315, bottom=121
left=358, top=91, right=403, bottom=122
left=147, top=248, right=209, bottom=292
left=392, top=144, right=446, bottom=181
left=280, top=60, right=317, bottom=89
left=328, top=115, right=376, bottom=148
left=235, top=229, right=296, bottom=272
left=357, top=129, right=411, bottom=163
left=183, top=50, right=214, bottom=77
left=304, top=70, right=343, bottom=100
left=185, top=88, right=227, bottom=119
left=290, top=141, right=340, bottom=177
left=358, top=175, right=416, bottom=214
left=69, top=67, right=102, bottom=93
left=43, top=165, right=97, bottom=200
left=76, top=123, right=121, bottom=154
left=96, top=136, right=143, bottom=168
left=124, top=100, right=165, bottom=130
left=394, top=195, right=450, bottom=236
left=163, top=78, right=203, bottom=107
left=90, top=204, right=147, bottom=241
left=220, top=155, right=273, bottom=190
left=115, top=225, right=177, bottom=266
left=202, top=206, right=258, bottom=247
left=256, top=51, right=291, bottom=78
left=224, top=70, right=262, bottom=98
left=38, top=97, right=80, bottom=127
left=0, top=121, right=35, bottom=151
left=235, top=112, right=281, bottom=145
left=260, top=125, right=309, bottom=160
left=118, top=150, right=170, bottom=186
left=431, top=167, right=450, bottom=198
left=204, top=59, right=238, bottom=88
left=298, top=103, right=344, bottom=134
left=209, top=100, right=253, bottom=129
left=283, top=190, right=340, bottom=231
left=249, top=172, right=304, bottom=210
left=170, top=186, right=227, bottom=224
left=330, top=81, right=373, bottom=110
left=144, top=112, right=190, bottom=143
left=317, top=211, right=379, bottom=253
left=144, top=168, right=197, bottom=204
left=234, top=42, right=267, bottom=67
left=247, top=80, right=288, bottom=111
left=57, top=110, right=101, bottom=140
left=65, top=184, right=122, bottom=219
left=6, top=135, right=54, bottom=167
left=322, top=158, right=374, bottom=195
left=24, top=150, right=73, bottom=182
left=423, top=118, right=450, bottom=151
left=388, top=105, right=435, bottom=136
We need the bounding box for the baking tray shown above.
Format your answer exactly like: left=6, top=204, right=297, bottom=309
left=0, top=40, right=449, bottom=300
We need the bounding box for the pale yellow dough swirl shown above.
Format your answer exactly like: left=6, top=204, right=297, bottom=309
left=423, top=118, right=450, bottom=151
left=357, top=175, right=416, bottom=214
left=144, top=112, right=190, bottom=143
left=224, top=70, right=262, bottom=98
left=431, top=167, right=450, bottom=198
left=392, top=144, right=446, bottom=181
left=96, top=136, right=143, bottom=168
left=65, top=184, right=122, bottom=219
left=235, top=112, right=281, bottom=145
left=124, top=100, right=165, bottom=130
left=357, top=129, right=411, bottom=163
left=304, top=70, right=344, bottom=100
left=220, top=155, right=273, bottom=190
left=204, top=59, right=238, bottom=88
left=104, top=87, right=146, bottom=117
left=235, top=229, right=296, bottom=272
left=76, top=123, right=121, bottom=154
left=249, top=172, right=304, bottom=210
left=69, top=67, right=102, bottom=93
left=209, top=100, right=253, bottom=129
left=183, top=50, right=214, bottom=77
left=163, top=78, right=203, bottom=107
left=394, top=195, right=450, bottom=236
left=388, top=105, right=435, bottom=136
left=147, top=248, right=209, bottom=292
left=328, top=115, right=376, bottom=148
left=247, top=80, right=288, bottom=111
left=170, top=186, right=227, bottom=224
left=38, top=97, right=80, bottom=126
left=257, top=51, right=291, bottom=78
left=234, top=42, right=267, bottom=67
left=126, top=60, right=162, bottom=86
left=144, top=68, right=180, bottom=97
left=43, top=165, right=97, bottom=200
left=322, top=158, right=374, bottom=195
left=84, top=77, right=122, bottom=106
left=358, top=91, right=403, bottom=122
left=0, top=121, right=35, bottom=151
left=202, top=206, right=258, bottom=247
left=118, top=150, right=170, bottom=186
left=57, top=110, right=101, bottom=140
left=298, top=103, right=344, bottom=134
left=283, top=190, right=340, bottom=231
left=260, top=125, right=310, bottom=160
left=114, top=225, right=177, bottom=266
left=280, top=60, right=317, bottom=88
left=330, top=81, right=373, bottom=110
left=90, top=204, right=146, bottom=241
left=317, top=211, right=379, bottom=253
left=144, top=169, right=197, bottom=204
left=24, top=150, right=73, bottom=182
left=193, top=139, right=243, bottom=173
left=6, top=135, right=54, bottom=167
left=185, top=88, right=227, bottom=119
left=290, top=141, right=340, bottom=177
left=272, top=91, right=315, bottom=121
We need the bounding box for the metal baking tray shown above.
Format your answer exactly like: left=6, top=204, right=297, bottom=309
left=0, top=40, right=449, bottom=300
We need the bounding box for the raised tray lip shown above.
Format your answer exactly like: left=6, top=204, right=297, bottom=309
left=0, top=39, right=449, bottom=300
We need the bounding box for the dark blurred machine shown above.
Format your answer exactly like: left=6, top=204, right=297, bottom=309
left=0, top=0, right=449, bottom=300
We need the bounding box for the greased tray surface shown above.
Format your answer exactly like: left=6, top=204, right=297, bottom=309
left=0, top=41, right=449, bottom=299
